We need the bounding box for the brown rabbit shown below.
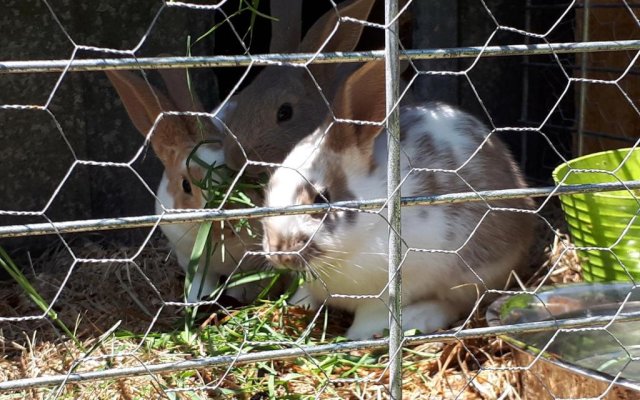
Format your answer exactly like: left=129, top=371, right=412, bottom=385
left=106, top=68, right=266, bottom=303
left=221, top=0, right=378, bottom=175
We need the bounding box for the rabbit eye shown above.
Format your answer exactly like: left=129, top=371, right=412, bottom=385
left=314, top=189, right=330, bottom=204
left=181, top=178, right=192, bottom=195
left=276, top=103, right=293, bottom=123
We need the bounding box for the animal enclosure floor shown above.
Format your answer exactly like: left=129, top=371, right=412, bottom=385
left=0, top=220, right=583, bottom=399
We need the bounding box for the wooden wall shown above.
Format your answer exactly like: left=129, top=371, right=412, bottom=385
left=574, top=0, right=640, bottom=155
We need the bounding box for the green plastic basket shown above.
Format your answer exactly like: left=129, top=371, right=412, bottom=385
left=552, top=147, right=640, bottom=282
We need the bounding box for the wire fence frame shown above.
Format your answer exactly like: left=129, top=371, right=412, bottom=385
left=1, top=0, right=640, bottom=397
left=1, top=181, right=640, bottom=239
left=2, top=40, right=640, bottom=75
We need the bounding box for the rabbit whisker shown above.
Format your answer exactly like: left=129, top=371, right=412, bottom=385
left=315, top=260, right=351, bottom=280
left=322, top=249, right=351, bottom=255
left=319, top=255, right=346, bottom=263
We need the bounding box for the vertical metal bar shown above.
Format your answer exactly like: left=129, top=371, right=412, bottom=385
left=385, top=0, right=402, bottom=399
left=577, top=0, right=591, bottom=156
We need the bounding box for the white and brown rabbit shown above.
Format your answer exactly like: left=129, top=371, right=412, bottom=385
left=106, top=68, right=266, bottom=303
left=220, top=0, right=379, bottom=175
left=262, top=61, right=536, bottom=339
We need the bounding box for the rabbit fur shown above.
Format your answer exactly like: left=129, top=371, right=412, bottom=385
left=262, top=61, right=536, bottom=339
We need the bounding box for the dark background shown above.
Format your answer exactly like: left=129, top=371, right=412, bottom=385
left=0, top=0, right=578, bottom=260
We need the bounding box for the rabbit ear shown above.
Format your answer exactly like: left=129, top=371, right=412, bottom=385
left=156, top=59, right=206, bottom=114
left=300, top=0, right=375, bottom=84
left=106, top=70, right=170, bottom=134
left=300, top=0, right=375, bottom=53
left=156, top=61, right=219, bottom=142
left=327, top=60, right=386, bottom=155
left=106, top=70, right=195, bottom=165
left=269, top=0, right=302, bottom=53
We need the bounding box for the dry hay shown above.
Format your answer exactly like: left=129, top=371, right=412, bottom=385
left=0, top=210, right=584, bottom=399
left=1, top=236, right=185, bottom=344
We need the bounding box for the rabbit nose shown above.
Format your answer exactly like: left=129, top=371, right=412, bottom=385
left=265, top=234, right=309, bottom=269
left=266, top=251, right=301, bottom=270
left=276, top=253, right=300, bottom=268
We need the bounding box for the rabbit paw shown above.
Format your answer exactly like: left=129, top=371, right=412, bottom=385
left=345, top=300, right=461, bottom=339
left=403, top=300, right=461, bottom=333
left=346, top=301, right=390, bottom=340
left=289, top=284, right=320, bottom=310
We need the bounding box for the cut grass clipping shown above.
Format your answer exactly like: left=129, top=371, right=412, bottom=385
left=183, top=140, right=291, bottom=333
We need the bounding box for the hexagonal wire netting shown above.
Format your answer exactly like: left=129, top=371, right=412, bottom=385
left=0, top=0, right=640, bottom=398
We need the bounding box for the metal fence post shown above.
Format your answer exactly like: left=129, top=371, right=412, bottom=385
left=385, top=0, right=402, bottom=398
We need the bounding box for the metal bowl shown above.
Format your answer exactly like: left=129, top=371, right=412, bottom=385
left=487, top=282, right=640, bottom=399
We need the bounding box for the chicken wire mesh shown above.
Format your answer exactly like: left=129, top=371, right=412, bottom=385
left=0, top=0, right=640, bottom=399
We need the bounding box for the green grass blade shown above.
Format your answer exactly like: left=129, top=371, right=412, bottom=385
left=183, top=221, right=216, bottom=339
left=0, top=247, right=82, bottom=348
left=185, top=221, right=214, bottom=299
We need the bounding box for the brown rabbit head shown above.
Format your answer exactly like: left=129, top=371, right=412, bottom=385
left=221, top=0, right=376, bottom=175
left=106, top=68, right=221, bottom=211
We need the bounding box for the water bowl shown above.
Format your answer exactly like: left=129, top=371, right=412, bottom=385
left=487, top=283, right=640, bottom=399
